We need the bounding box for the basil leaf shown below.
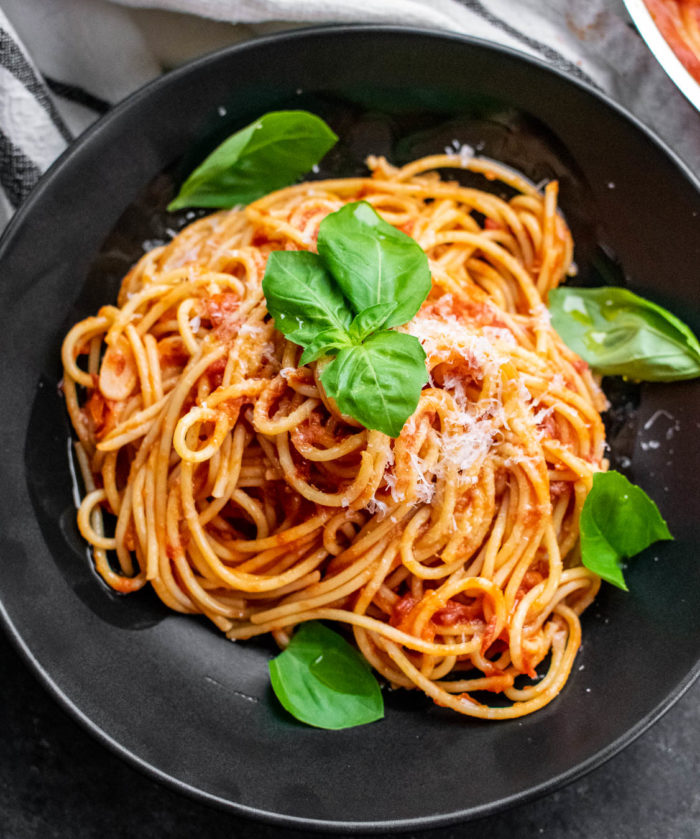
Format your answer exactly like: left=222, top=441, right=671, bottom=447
left=168, top=110, right=338, bottom=211
left=321, top=330, right=428, bottom=437
left=317, top=201, right=432, bottom=327
left=297, top=305, right=396, bottom=365
left=348, top=302, right=397, bottom=343
left=580, top=470, right=673, bottom=590
left=263, top=251, right=353, bottom=347
left=268, top=622, right=384, bottom=730
left=549, top=287, right=700, bottom=381
left=298, top=327, right=352, bottom=365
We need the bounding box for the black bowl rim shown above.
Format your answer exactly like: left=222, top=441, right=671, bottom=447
left=0, top=23, right=698, bottom=833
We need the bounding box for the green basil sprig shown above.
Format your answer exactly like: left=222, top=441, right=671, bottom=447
left=167, top=111, right=338, bottom=211
left=263, top=251, right=351, bottom=356
left=269, top=621, right=384, bottom=730
left=321, top=331, right=428, bottom=435
left=263, top=201, right=432, bottom=437
left=580, top=471, right=673, bottom=590
left=549, top=286, right=700, bottom=381
left=317, top=201, right=432, bottom=327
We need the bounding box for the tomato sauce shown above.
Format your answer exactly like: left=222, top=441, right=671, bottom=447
left=645, top=0, right=700, bottom=82
left=202, top=293, right=242, bottom=341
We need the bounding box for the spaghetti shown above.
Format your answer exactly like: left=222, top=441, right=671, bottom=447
left=62, top=153, right=608, bottom=720
left=644, top=0, right=700, bottom=82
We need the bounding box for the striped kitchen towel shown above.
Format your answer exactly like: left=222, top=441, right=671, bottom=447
left=0, top=0, right=158, bottom=227
left=0, top=0, right=698, bottom=229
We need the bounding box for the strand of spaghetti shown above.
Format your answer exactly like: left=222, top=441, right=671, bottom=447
left=62, top=314, right=112, bottom=387
left=229, top=607, right=486, bottom=656
left=273, top=539, right=388, bottom=610
left=97, top=394, right=171, bottom=451
left=381, top=606, right=578, bottom=719
left=394, top=154, right=541, bottom=197
left=180, top=463, right=331, bottom=591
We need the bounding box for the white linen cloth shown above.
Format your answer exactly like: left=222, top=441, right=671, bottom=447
left=0, top=0, right=697, bottom=229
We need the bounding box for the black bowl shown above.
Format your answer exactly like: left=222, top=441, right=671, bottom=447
left=0, top=26, right=698, bottom=832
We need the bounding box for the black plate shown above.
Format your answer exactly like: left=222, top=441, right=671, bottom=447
left=0, top=26, right=698, bottom=832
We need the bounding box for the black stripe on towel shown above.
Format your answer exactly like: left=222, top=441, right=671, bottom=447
left=455, top=0, right=602, bottom=90
left=0, top=28, right=73, bottom=142
left=0, top=128, right=42, bottom=208
left=46, top=77, right=111, bottom=115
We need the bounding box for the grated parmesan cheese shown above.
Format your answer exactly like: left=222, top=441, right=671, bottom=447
left=239, top=323, right=264, bottom=338
left=367, top=307, right=574, bottom=514
left=444, top=142, right=475, bottom=165
left=365, top=496, right=389, bottom=516
left=529, top=303, right=551, bottom=326
left=404, top=314, right=503, bottom=380
left=482, top=325, right=517, bottom=347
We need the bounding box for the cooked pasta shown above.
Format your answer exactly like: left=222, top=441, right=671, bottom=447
left=61, top=153, right=608, bottom=720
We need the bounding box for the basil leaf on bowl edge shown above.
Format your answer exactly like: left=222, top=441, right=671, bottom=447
left=168, top=110, right=338, bottom=211
left=580, top=470, right=673, bottom=590
left=549, top=286, right=700, bottom=381
left=269, top=621, right=384, bottom=730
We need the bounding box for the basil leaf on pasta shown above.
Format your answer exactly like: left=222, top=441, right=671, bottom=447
left=263, top=251, right=353, bottom=348
left=261, top=200, right=433, bottom=434
left=321, top=330, right=428, bottom=438
left=317, top=201, right=432, bottom=327
left=549, top=286, right=700, bottom=381
left=168, top=110, right=338, bottom=210
left=269, top=622, right=384, bottom=730
left=347, top=302, right=397, bottom=343
left=580, top=471, right=673, bottom=590
left=298, top=327, right=353, bottom=365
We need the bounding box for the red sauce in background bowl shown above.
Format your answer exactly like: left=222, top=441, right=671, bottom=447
left=644, top=0, right=700, bottom=82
